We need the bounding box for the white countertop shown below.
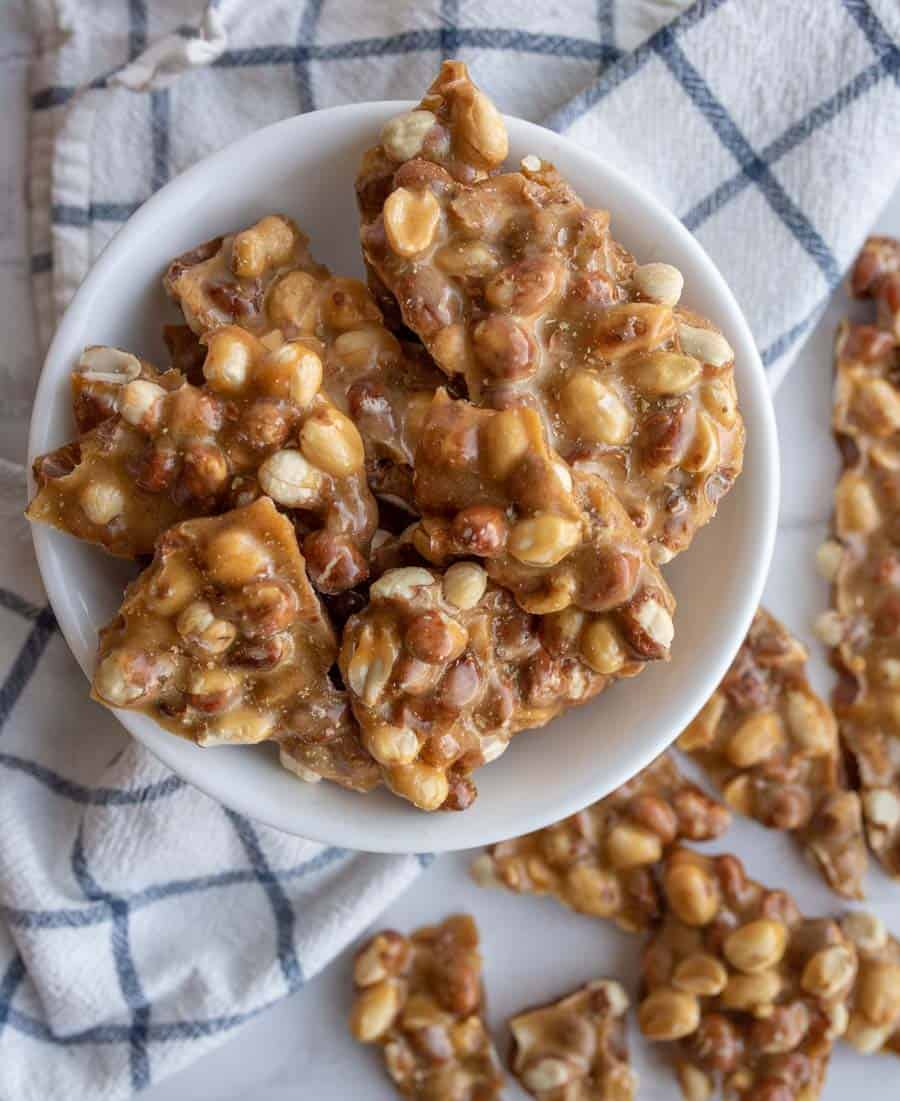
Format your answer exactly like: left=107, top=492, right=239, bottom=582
left=2, top=9, right=899, bottom=1098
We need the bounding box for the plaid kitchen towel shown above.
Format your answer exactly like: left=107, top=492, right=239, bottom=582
left=5, top=0, right=900, bottom=1098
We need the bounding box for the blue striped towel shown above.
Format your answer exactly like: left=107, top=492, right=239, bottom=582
left=6, top=1, right=900, bottom=1098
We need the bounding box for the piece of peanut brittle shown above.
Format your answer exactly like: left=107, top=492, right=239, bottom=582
left=357, top=61, right=744, bottom=561
left=411, top=393, right=677, bottom=664
left=164, top=213, right=446, bottom=511
left=349, top=915, right=504, bottom=1100
left=339, top=564, right=616, bottom=811
left=91, top=497, right=377, bottom=791
left=470, top=752, right=729, bottom=932
left=638, top=848, right=856, bottom=1101
left=28, top=327, right=377, bottom=581
left=817, top=237, right=900, bottom=878
left=680, top=608, right=867, bottom=899
left=509, top=978, right=635, bottom=1101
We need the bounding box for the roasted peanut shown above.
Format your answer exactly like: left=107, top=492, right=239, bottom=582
left=232, top=215, right=297, bottom=279
left=299, top=405, right=365, bottom=477
left=384, top=187, right=441, bottom=258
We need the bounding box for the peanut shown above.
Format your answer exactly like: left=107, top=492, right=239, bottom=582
left=723, top=919, right=788, bottom=974
left=508, top=514, right=582, bottom=567
left=380, top=109, right=438, bottom=162
left=633, top=262, right=684, bottom=306
left=299, top=405, right=365, bottom=478
left=384, top=187, right=441, bottom=258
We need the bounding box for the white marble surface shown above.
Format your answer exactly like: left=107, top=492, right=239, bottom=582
left=2, top=9, right=900, bottom=1097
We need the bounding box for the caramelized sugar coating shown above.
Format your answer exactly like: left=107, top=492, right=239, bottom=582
left=840, top=911, right=900, bottom=1056
left=164, top=213, right=445, bottom=509
left=639, top=849, right=856, bottom=1101
left=357, top=61, right=744, bottom=560
left=471, top=752, right=729, bottom=933
left=509, top=979, right=635, bottom=1101
left=91, top=498, right=377, bottom=791
left=339, top=564, right=624, bottom=811
left=817, top=238, right=900, bottom=877
left=162, top=323, right=207, bottom=385
left=349, top=915, right=504, bottom=1101
left=412, top=392, right=676, bottom=656
left=28, top=326, right=377, bottom=575
left=71, top=344, right=187, bottom=434
left=680, top=608, right=867, bottom=899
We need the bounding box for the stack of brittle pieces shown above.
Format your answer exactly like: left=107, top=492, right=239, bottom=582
left=27, top=60, right=746, bottom=812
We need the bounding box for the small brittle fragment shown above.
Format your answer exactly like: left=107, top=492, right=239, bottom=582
left=679, top=608, right=867, bottom=898
left=349, top=914, right=504, bottom=1100
left=639, top=848, right=856, bottom=1101
left=509, top=978, right=636, bottom=1101
left=471, top=753, right=730, bottom=932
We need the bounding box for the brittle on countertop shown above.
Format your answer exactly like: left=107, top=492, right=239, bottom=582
left=638, top=848, right=856, bottom=1101
left=349, top=914, right=504, bottom=1100
left=28, top=326, right=377, bottom=579
left=91, top=497, right=378, bottom=791
left=509, top=978, right=636, bottom=1101
left=817, top=236, right=900, bottom=878
left=840, top=911, right=900, bottom=1057
left=357, top=60, right=744, bottom=561
left=412, top=393, right=677, bottom=661
left=679, top=608, right=867, bottom=899
left=471, top=752, right=730, bottom=932
left=339, top=564, right=615, bottom=811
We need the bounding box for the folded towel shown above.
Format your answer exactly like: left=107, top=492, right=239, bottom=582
left=4, top=1, right=898, bottom=1097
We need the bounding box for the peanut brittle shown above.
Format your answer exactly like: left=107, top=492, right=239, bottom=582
left=339, top=564, right=631, bottom=811
left=349, top=915, right=504, bottom=1100
left=471, top=753, right=730, bottom=932
left=508, top=978, right=635, bottom=1101
left=28, top=326, right=377, bottom=577
left=679, top=608, right=867, bottom=899
left=840, top=911, right=900, bottom=1056
left=164, top=213, right=445, bottom=509
left=638, top=848, right=856, bottom=1101
left=91, top=497, right=377, bottom=790
left=412, top=392, right=677, bottom=650
left=357, top=60, right=744, bottom=560
left=817, top=238, right=900, bottom=877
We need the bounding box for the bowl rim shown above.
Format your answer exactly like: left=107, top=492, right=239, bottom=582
left=28, top=100, right=779, bottom=852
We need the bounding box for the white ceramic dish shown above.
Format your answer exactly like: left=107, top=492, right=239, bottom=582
left=28, top=102, right=779, bottom=853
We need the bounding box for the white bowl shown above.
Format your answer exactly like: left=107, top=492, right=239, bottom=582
left=28, top=103, right=779, bottom=853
